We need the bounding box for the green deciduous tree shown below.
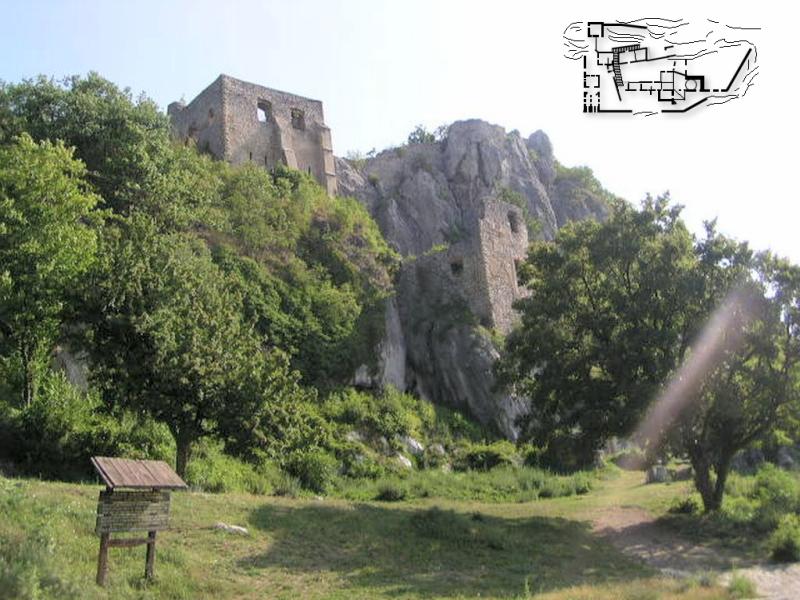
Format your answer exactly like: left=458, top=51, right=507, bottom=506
left=499, top=197, right=800, bottom=511
left=498, top=196, right=696, bottom=469
left=84, top=216, right=277, bottom=476
left=0, top=134, right=100, bottom=406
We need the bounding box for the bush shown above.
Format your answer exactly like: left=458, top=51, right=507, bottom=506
left=185, top=441, right=279, bottom=494
left=752, top=465, right=800, bottom=532
left=374, top=482, right=407, bottom=502
left=455, top=441, right=519, bottom=471
left=0, top=371, right=173, bottom=481
left=287, top=449, right=338, bottom=494
left=728, top=572, right=757, bottom=598
left=770, top=514, right=800, bottom=562
left=669, top=497, right=700, bottom=515
left=273, top=473, right=302, bottom=498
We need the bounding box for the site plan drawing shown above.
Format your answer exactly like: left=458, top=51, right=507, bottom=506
left=563, top=18, right=759, bottom=115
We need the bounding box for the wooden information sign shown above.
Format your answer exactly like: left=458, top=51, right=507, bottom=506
left=90, top=457, right=187, bottom=586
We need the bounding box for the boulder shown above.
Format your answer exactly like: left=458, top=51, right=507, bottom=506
left=400, top=435, right=425, bottom=457
left=395, top=453, right=413, bottom=469
left=646, top=465, right=671, bottom=484
left=213, top=522, right=248, bottom=535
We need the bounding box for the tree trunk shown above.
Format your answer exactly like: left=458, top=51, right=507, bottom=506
left=691, top=452, right=731, bottom=512
left=691, top=455, right=717, bottom=512
left=711, top=453, right=733, bottom=511
left=175, top=433, right=193, bottom=479
left=20, top=341, right=35, bottom=408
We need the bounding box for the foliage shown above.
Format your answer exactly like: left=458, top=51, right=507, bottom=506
left=454, top=440, right=519, bottom=471
left=335, top=465, right=595, bottom=503
left=769, top=513, right=800, bottom=562
left=0, top=371, right=173, bottom=481
left=184, top=440, right=280, bottom=495
left=374, top=481, right=408, bottom=501
left=406, top=123, right=448, bottom=145
left=0, top=134, right=100, bottom=407
left=286, top=448, right=339, bottom=494
left=727, top=573, right=757, bottom=598
left=499, top=195, right=800, bottom=512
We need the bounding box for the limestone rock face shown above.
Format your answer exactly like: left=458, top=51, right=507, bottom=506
left=337, top=120, right=608, bottom=438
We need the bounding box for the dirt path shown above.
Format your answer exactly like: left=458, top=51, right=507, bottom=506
left=591, top=497, right=800, bottom=599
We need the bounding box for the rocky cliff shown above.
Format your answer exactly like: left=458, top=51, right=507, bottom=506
left=337, top=120, right=610, bottom=438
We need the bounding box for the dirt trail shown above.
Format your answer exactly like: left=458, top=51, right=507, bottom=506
left=591, top=492, right=800, bottom=599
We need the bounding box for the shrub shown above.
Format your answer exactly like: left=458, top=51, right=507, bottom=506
left=728, top=572, right=757, bottom=598
left=669, top=497, right=700, bottom=515
left=287, top=449, right=338, bottom=494
left=455, top=440, right=519, bottom=471
left=273, top=473, right=302, bottom=498
left=374, top=482, right=407, bottom=502
left=1, top=371, right=173, bottom=481
left=770, top=514, right=800, bottom=562
left=752, top=465, right=800, bottom=532
left=185, top=441, right=278, bottom=494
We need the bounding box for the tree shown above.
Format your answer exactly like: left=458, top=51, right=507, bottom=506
left=0, top=134, right=100, bottom=406
left=499, top=197, right=800, bottom=511
left=498, top=196, right=697, bottom=469
left=85, top=216, right=275, bottom=476
left=664, top=245, right=800, bottom=510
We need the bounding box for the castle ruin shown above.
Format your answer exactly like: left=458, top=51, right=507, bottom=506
left=403, top=197, right=529, bottom=335
left=168, top=74, right=337, bottom=195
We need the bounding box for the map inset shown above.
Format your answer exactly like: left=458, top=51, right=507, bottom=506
left=564, top=19, right=759, bottom=115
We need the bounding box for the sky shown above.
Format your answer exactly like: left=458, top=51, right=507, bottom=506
left=2, top=0, right=797, bottom=262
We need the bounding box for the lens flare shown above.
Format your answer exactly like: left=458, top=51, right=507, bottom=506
left=633, top=286, right=759, bottom=450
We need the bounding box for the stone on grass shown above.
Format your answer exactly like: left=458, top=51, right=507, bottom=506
left=646, top=465, right=670, bottom=484
left=214, top=522, right=249, bottom=535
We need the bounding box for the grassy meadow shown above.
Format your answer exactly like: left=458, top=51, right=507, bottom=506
left=0, top=470, right=740, bottom=600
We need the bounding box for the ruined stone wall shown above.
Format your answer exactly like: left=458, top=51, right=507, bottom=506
left=168, top=77, right=227, bottom=159
left=476, top=200, right=529, bottom=334
left=169, top=75, right=337, bottom=195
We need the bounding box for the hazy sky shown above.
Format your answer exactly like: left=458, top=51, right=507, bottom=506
left=2, top=1, right=797, bottom=261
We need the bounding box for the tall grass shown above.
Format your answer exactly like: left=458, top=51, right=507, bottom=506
left=335, top=465, right=595, bottom=503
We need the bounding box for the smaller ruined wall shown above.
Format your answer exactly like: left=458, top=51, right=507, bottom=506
left=168, top=78, right=226, bottom=158
left=476, top=200, right=529, bottom=334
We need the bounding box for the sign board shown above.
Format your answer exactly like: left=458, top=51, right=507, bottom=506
left=90, top=457, right=186, bottom=586
left=95, top=490, right=171, bottom=534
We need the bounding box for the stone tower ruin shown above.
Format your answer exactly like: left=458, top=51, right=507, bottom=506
left=168, top=74, right=337, bottom=195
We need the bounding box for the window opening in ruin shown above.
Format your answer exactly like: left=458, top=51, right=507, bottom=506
left=264, top=156, right=268, bottom=166
left=257, top=100, right=271, bottom=123
left=208, top=108, right=214, bottom=120
left=249, top=151, right=253, bottom=161
left=450, top=259, right=464, bottom=276
left=291, top=108, right=305, bottom=130
left=508, top=211, right=520, bottom=234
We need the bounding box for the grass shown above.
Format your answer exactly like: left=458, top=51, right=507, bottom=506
left=334, top=465, right=595, bottom=503
left=0, top=472, right=735, bottom=599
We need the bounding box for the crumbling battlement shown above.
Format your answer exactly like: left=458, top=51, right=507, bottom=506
left=168, top=75, right=337, bottom=195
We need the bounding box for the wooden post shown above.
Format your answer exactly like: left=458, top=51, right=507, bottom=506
left=145, top=531, right=157, bottom=580
left=96, top=532, right=110, bottom=586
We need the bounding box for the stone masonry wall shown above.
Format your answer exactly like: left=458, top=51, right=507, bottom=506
left=168, top=75, right=337, bottom=195
left=476, top=199, right=529, bottom=333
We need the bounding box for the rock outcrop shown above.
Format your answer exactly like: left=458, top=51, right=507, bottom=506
left=338, top=120, right=610, bottom=438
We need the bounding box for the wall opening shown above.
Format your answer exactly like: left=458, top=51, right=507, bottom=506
left=257, top=100, right=271, bottom=123
left=291, top=108, right=306, bottom=130
left=513, top=259, right=523, bottom=288
left=208, top=108, right=214, bottom=121
left=508, top=211, right=520, bottom=234
left=450, top=258, right=464, bottom=276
